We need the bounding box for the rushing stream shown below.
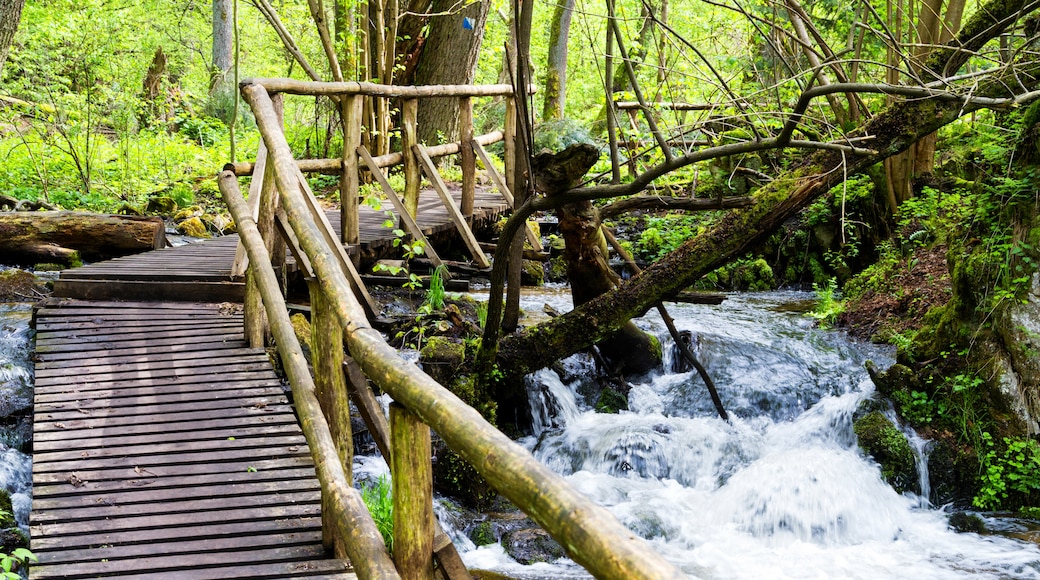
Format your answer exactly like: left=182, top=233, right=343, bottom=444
left=449, top=288, right=1040, bottom=579
left=0, top=300, right=33, bottom=533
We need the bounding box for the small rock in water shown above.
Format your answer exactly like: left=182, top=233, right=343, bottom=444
left=948, top=511, right=987, bottom=534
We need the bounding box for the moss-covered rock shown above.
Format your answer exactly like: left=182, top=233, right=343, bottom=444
left=521, top=259, right=545, bottom=286
left=176, top=216, right=210, bottom=238
left=0, top=269, right=46, bottom=301
left=433, top=444, right=497, bottom=510
left=0, top=527, right=28, bottom=553
left=419, top=336, right=466, bottom=387
left=948, top=511, right=986, bottom=533
left=595, top=386, right=628, bottom=414
left=854, top=411, right=919, bottom=495
left=468, top=520, right=498, bottom=547
left=145, top=195, right=178, bottom=215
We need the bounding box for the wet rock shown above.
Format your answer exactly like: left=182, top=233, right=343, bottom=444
left=853, top=411, right=919, bottom=495
left=927, top=439, right=979, bottom=508
left=0, top=269, right=46, bottom=301
left=996, top=271, right=1040, bottom=436
left=948, top=511, right=986, bottom=534
left=500, top=526, right=566, bottom=565
left=0, top=527, right=28, bottom=552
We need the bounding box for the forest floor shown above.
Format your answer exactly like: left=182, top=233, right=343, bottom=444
left=839, top=244, right=951, bottom=342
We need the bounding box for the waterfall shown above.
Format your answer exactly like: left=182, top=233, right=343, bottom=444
left=453, top=290, right=1040, bottom=579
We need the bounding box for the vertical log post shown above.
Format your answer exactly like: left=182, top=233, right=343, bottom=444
left=391, top=402, right=434, bottom=580
left=245, top=95, right=284, bottom=348
left=459, top=96, right=475, bottom=218
left=504, top=97, right=517, bottom=197
left=308, top=279, right=353, bottom=556
left=340, top=94, right=364, bottom=247
left=402, top=98, right=421, bottom=219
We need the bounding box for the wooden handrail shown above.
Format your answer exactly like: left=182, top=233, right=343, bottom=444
left=217, top=170, right=401, bottom=580
left=227, top=131, right=506, bottom=176
left=240, top=81, right=686, bottom=580
left=243, top=77, right=533, bottom=98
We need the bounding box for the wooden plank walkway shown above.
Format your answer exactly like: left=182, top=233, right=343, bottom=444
left=52, top=187, right=510, bottom=302
left=30, top=299, right=356, bottom=579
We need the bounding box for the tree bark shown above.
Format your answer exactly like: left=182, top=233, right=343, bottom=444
left=535, top=144, right=662, bottom=376
left=413, top=0, right=490, bottom=144
left=211, top=0, right=234, bottom=90
left=542, top=0, right=575, bottom=121
left=0, top=212, right=165, bottom=265
left=0, top=0, right=24, bottom=78
left=492, top=0, right=1040, bottom=383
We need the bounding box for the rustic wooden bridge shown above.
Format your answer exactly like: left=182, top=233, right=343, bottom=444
left=28, top=79, right=685, bottom=580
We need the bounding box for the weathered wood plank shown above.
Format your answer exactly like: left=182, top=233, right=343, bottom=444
left=32, top=544, right=329, bottom=580
left=29, top=515, right=324, bottom=551
left=32, top=456, right=315, bottom=485
left=32, top=489, right=320, bottom=523
left=33, top=434, right=308, bottom=465
left=32, top=478, right=319, bottom=511
left=32, top=468, right=319, bottom=503
left=36, top=529, right=324, bottom=564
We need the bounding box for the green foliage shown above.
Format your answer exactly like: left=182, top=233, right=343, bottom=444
left=892, top=389, right=937, bottom=425
left=0, top=507, right=34, bottom=580
left=975, top=433, right=1040, bottom=510
left=533, top=119, right=597, bottom=153
left=808, top=277, right=844, bottom=327
left=634, top=214, right=700, bottom=261
left=361, top=475, right=394, bottom=552
left=424, top=265, right=448, bottom=311
left=700, top=256, right=774, bottom=291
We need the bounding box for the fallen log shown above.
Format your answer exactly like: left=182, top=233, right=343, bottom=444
left=0, top=211, right=166, bottom=266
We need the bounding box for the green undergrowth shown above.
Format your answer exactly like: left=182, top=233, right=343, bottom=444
left=360, top=475, right=394, bottom=552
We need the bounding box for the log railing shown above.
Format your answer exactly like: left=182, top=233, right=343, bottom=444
left=218, top=79, right=686, bottom=580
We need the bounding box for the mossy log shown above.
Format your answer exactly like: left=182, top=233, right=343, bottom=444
left=0, top=211, right=164, bottom=265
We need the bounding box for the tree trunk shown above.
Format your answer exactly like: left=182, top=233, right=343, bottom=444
left=413, top=0, right=490, bottom=144
left=535, top=144, right=661, bottom=375
left=542, top=0, right=575, bottom=121
left=0, top=0, right=25, bottom=78
left=0, top=212, right=165, bottom=266
left=211, top=0, right=234, bottom=90
left=492, top=0, right=1038, bottom=384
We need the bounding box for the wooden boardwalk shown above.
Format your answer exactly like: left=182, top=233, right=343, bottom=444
left=30, top=300, right=356, bottom=579
left=52, top=187, right=509, bottom=302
